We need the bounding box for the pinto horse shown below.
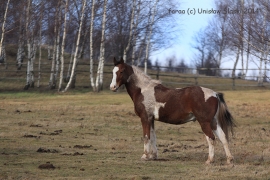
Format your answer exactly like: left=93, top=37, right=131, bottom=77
left=110, top=57, right=236, bottom=164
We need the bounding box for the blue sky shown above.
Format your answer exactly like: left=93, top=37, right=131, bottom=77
left=152, top=0, right=216, bottom=66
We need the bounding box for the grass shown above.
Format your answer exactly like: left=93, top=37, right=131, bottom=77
left=1, top=44, right=270, bottom=179
left=0, top=90, right=270, bottom=179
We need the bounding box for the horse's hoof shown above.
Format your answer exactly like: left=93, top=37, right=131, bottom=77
left=141, top=154, right=149, bottom=161
left=226, top=156, right=234, bottom=165
left=149, top=153, right=157, bottom=160
left=205, top=159, right=213, bottom=165
left=141, top=154, right=157, bottom=161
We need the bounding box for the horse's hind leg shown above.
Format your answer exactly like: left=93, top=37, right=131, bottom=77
left=213, top=122, right=234, bottom=165
left=199, top=122, right=216, bottom=164
left=205, top=135, right=215, bottom=164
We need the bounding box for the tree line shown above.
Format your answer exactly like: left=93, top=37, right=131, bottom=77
left=0, top=0, right=178, bottom=92
left=192, top=0, right=270, bottom=85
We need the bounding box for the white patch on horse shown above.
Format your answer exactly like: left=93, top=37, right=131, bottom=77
left=200, top=86, right=216, bottom=102
left=110, top=66, right=119, bottom=90
left=142, top=134, right=150, bottom=160
left=141, top=127, right=158, bottom=160
left=154, top=102, right=166, bottom=120
left=205, top=135, right=215, bottom=164
left=130, top=66, right=161, bottom=119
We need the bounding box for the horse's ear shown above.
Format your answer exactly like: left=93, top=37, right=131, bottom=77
left=113, top=57, right=117, bottom=66
left=120, top=57, right=124, bottom=64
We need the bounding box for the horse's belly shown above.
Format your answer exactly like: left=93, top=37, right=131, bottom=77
left=157, top=112, right=196, bottom=125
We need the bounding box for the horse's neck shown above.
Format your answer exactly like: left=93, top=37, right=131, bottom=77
left=125, top=75, right=141, bottom=102
left=125, top=66, right=160, bottom=102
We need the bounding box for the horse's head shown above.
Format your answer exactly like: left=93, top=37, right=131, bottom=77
left=110, top=57, right=130, bottom=92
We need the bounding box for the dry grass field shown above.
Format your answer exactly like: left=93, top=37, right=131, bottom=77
left=0, top=89, right=270, bottom=180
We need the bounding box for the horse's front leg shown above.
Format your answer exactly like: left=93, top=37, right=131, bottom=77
left=141, top=117, right=158, bottom=160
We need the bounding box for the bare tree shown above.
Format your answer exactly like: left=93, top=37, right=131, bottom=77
left=144, top=0, right=158, bottom=74
left=24, top=0, right=34, bottom=90
left=1, top=0, right=182, bottom=92
left=192, top=29, right=207, bottom=68
left=58, top=0, right=69, bottom=91
left=49, top=0, right=61, bottom=89
left=131, top=0, right=141, bottom=65
left=123, top=0, right=136, bottom=62
left=89, top=0, right=96, bottom=91
left=16, top=14, right=25, bottom=70
left=95, top=0, right=108, bottom=92
left=63, top=0, right=87, bottom=92
left=0, top=0, right=10, bottom=68
left=37, top=1, right=45, bottom=88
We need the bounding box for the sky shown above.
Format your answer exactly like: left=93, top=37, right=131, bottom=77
left=150, top=0, right=268, bottom=78
left=151, top=0, right=216, bottom=66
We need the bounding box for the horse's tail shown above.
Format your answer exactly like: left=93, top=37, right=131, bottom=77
left=217, top=93, right=236, bottom=142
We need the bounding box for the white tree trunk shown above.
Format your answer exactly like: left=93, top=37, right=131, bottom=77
left=30, top=43, right=37, bottom=87
left=144, top=0, right=158, bottom=74
left=258, top=8, right=267, bottom=86
left=1, top=45, right=6, bottom=68
left=17, top=41, right=24, bottom=70
left=58, top=0, right=69, bottom=92
left=245, top=30, right=251, bottom=77
left=240, top=0, right=245, bottom=79
left=123, top=0, right=136, bottom=62
left=48, top=45, right=52, bottom=60
left=0, top=0, right=10, bottom=69
left=95, top=0, right=107, bottom=92
left=55, top=3, right=62, bottom=88
left=37, top=39, right=42, bottom=87
left=258, top=52, right=264, bottom=86
left=49, top=1, right=60, bottom=89
left=231, top=46, right=240, bottom=78
left=63, top=0, right=86, bottom=92
left=24, top=0, right=32, bottom=90
left=0, top=0, right=10, bottom=58
left=263, top=42, right=270, bottom=82
left=37, top=2, right=44, bottom=88
left=89, top=0, right=96, bottom=91
left=131, top=0, right=141, bottom=65
left=16, top=12, right=25, bottom=70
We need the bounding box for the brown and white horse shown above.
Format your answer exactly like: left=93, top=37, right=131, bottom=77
left=110, top=57, right=236, bottom=164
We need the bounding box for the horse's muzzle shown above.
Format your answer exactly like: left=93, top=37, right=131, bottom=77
left=110, top=85, right=119, bottom=92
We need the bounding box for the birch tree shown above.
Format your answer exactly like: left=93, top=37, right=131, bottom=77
left=257, top=8, right=268, bottom=85
left=131, top=0, right=141, bottom=65
left=58, top=0, right=69, bottom=91
left=63, top=0, right=86, bottom=92
left=89, top=0, right=96, bottom=91
left=17, top=14, right=25, bottom=70
left=123, top=0, right=136, bottom=62
left=24, top=0, right=35, bottom=90
left=144, top=0, right=158, bottom=74
left=54, top=2, right=62, bottom=88
left=0, top=0, right=10, bottom=68
left=49, top=0, right=61, bottom=89
left=95, top=0, right=107, bottom=92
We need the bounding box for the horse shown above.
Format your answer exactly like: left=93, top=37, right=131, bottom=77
left=110, top=57, right=236, bottom=165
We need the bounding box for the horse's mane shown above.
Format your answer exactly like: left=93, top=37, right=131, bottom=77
left=131, top=66, right=161, bottom=88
